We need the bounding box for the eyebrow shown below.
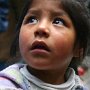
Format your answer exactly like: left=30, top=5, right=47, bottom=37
left=27, top=8, right=67, bottom=17
left=27, top=9, right=42, bottom=16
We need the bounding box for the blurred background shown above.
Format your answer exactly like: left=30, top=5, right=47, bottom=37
left=0, top=0, right=90, bottom=89
left=0, top=0, right=26, bottom=69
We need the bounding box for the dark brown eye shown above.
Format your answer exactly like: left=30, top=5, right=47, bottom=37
left=28, top=16, right=38, bottom=24
left=53, top=18, right=66, bottom=26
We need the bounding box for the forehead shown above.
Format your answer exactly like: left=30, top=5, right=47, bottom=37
left=28, top=0, right=63, bottom=12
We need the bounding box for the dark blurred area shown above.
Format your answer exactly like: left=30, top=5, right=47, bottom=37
left=0, top=0, right=9, bottom=32
left=0, top=0, right=26, bottom=70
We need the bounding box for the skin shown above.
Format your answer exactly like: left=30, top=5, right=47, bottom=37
left=19, top=0, right=78, bottom=84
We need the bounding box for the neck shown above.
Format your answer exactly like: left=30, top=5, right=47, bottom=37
left=27, top=66, right=66, bottom=85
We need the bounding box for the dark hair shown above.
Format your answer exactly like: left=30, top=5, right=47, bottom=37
left=10, top=0, right=33, bottom=56
left=61, top=0, right=90, bottom=73
left=10, top=0, right=90, bottom=71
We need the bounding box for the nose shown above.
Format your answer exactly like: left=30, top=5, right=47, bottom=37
left=34, top=20, right=50, bottom=38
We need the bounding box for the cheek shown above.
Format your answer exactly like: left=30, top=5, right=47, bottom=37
left=19, top=28, right=32, bottom=53
left=52, top=31, right=76, bottom=57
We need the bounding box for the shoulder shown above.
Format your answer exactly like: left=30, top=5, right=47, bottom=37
left=0, top=63, right=24, bottom=79
left=0, top=63, right=26, bottom=89
left=67, top=68, right=89, bottom=90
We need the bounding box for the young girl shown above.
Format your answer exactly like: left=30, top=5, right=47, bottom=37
left=0, top=0, right=89, bottom=90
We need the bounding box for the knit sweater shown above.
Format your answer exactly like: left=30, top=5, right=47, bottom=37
left=0, top=64, right=88, bottom=90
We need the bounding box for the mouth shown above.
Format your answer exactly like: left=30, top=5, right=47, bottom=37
left=30, top=41, right=50, bottom=52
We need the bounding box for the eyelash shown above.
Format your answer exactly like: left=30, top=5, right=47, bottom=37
left=26, top=16, right=66, bottom=26
left=26, top=16, right=38, bottom=24
left=53, top=18, right=66, bottom=26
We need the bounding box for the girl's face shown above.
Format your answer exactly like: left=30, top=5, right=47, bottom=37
left=19, top=0, right=77, bottom=71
